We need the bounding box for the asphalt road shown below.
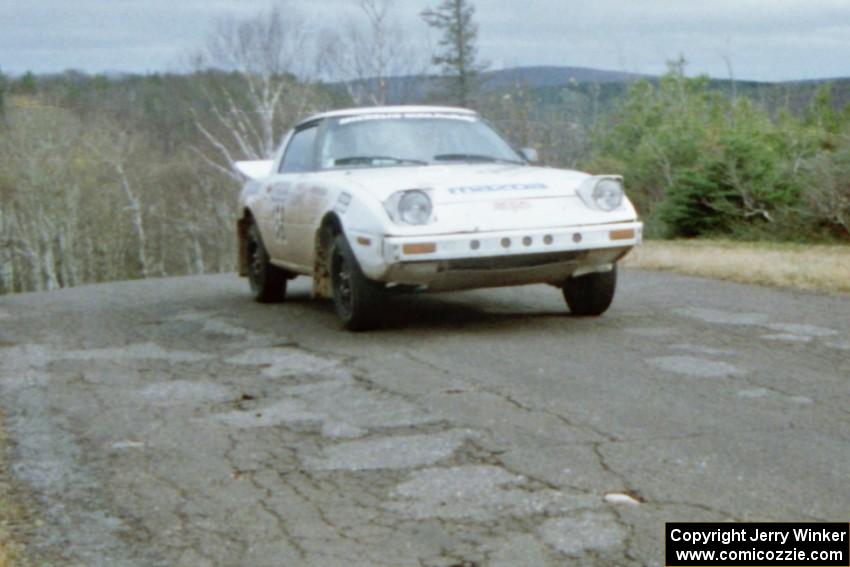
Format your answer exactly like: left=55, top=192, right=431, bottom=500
left=0, top=269, right=848, bottom=567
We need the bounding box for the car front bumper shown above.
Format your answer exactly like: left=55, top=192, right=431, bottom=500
left=353, top=221, right=643, bottom=291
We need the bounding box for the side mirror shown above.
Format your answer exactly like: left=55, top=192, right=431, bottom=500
left=519, top=147, right=539, bottom=163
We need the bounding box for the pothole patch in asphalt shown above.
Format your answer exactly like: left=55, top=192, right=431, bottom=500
left=384, top=465, right=594, bottom=521
left=305, top=431, right=474, bottom=471
left=320, top=421, right=367, bottom=439
left=1, top=343, right=211, bottom=374
left=62, top=342, right=212, bottom=363
left=622, top=327, right=677, bottom=337
left=670, top=343, right=738, bottom=356
left=282, top=379, right=438, bottom=430
left=649, top=356, right=744, bottom=378
left=200, top=319, right=254, bottom=337
left=0, top=344, right=52, bottom=372
left=736, top=388, right=813, bottom=405
left=226, top=347, right=343, bottom=379
left=737, top=388, right=770, bottom=399
left=765, top=323, right=838, bottom=337
left=172, top=310, right=212, bottom=322
left=486, top=533, right=552, bottom=567
left=172, top=311, right=256, bottom=337
left=210, top=375, right=436, bottom=437
left=675, top=307, right=769, bottom=326
left=538, top=511, right=627, bottom=556
left=214, top=398, right=323, bottom=428
left=761, top=333, right=813, bottom=343
left=111, top=440, right=146, bottom=450
left=138, top=380, right=233, bottom=406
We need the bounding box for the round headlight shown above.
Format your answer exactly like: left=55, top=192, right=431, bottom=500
left=592, top=179, right=624, bottom=211
left=398, top=190, right=433, bottom=225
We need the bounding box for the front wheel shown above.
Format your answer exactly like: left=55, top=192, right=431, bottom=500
left=330, top=234, right=383, bottom=331
left=246, top=224, right=287, bottom=303
left=562, top=266, right=617, bottom=316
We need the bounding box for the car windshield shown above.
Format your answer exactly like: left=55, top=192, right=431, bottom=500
left=319, top=113, right=524, bottom=169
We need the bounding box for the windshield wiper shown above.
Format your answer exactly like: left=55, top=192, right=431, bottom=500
left=433, top=153, right=524, bottom=165
left=334, top=156, right=428, bottom=166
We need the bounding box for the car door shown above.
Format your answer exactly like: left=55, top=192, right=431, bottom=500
left=263, top=122, right=320, bottom=271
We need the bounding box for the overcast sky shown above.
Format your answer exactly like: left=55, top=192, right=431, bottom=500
left=3, top=0, right=850, bottom=81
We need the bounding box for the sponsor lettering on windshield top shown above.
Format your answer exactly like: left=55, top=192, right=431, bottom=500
left=338, top=112, right=477, bottom=124
left=447, top=182, right=548, bottom=195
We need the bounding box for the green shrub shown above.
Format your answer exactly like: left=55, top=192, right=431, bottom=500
left=589, top=62, right=850, bottom=242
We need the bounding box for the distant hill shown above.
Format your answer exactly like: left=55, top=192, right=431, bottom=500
left=335, top=65, right=651, bottom=103
left=18, top=64, right=850, bottom=126
left=340, top=65, right=850, bottom=126
left=480, top=65, right=649, bottom=90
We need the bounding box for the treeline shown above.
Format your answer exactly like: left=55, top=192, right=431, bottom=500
left=585, top=63, right=850, bottom=241
left=0, top=71, right=341, bottom=294
left=0, top=78, right=233, bottom=294
left=2, top=66, right=848, bottom=295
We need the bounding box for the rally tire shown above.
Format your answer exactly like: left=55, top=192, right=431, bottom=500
left=330, top=234, right=383, bottom=331
left=246, top=224, right=287, bottom=303
left=562, top=266, right=617, bottom=316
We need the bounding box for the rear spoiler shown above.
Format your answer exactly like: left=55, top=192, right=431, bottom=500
left=235, top=160, right=273, bottom=181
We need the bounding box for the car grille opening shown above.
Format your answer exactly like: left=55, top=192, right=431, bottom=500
left=440, top=250, right=587, bottom=271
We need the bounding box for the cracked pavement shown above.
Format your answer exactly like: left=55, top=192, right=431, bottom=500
left=0, top=270, right=848, bottom=566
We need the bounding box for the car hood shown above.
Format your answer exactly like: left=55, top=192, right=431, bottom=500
left=318, top=163, right=591, bottom=203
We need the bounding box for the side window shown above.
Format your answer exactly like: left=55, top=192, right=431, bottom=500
left=279, top=125, right=318, bottom=173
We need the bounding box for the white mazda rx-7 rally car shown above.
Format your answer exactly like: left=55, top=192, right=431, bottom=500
left=235, top=105, right=642, bottom=330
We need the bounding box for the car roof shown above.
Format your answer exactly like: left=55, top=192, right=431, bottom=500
left=296, top=105, right=478, bottom=127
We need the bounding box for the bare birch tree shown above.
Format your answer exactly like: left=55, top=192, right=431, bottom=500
left=190, top=2, right=324, bottom=181
left=322, top=0, right=427, bottom=106
left=0, top=106, right=84, bottom=291
left=86, top=126, right=154, bottom=278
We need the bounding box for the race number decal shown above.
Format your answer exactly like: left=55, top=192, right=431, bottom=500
left=272, top=204, right=286, bottom=241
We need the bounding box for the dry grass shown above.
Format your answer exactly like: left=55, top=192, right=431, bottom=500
left=0, top=428, right=13, bottom=567
left=624, top=239, right=850, bottom=294
left=0, top=417, right=9, bottom=567
left=0, top=542, right=12, bottom=567
left=0, top=415, right=26, bottom=567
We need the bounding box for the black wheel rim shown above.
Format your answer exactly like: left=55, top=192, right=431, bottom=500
left=333, top=249, right=354, bottom=319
